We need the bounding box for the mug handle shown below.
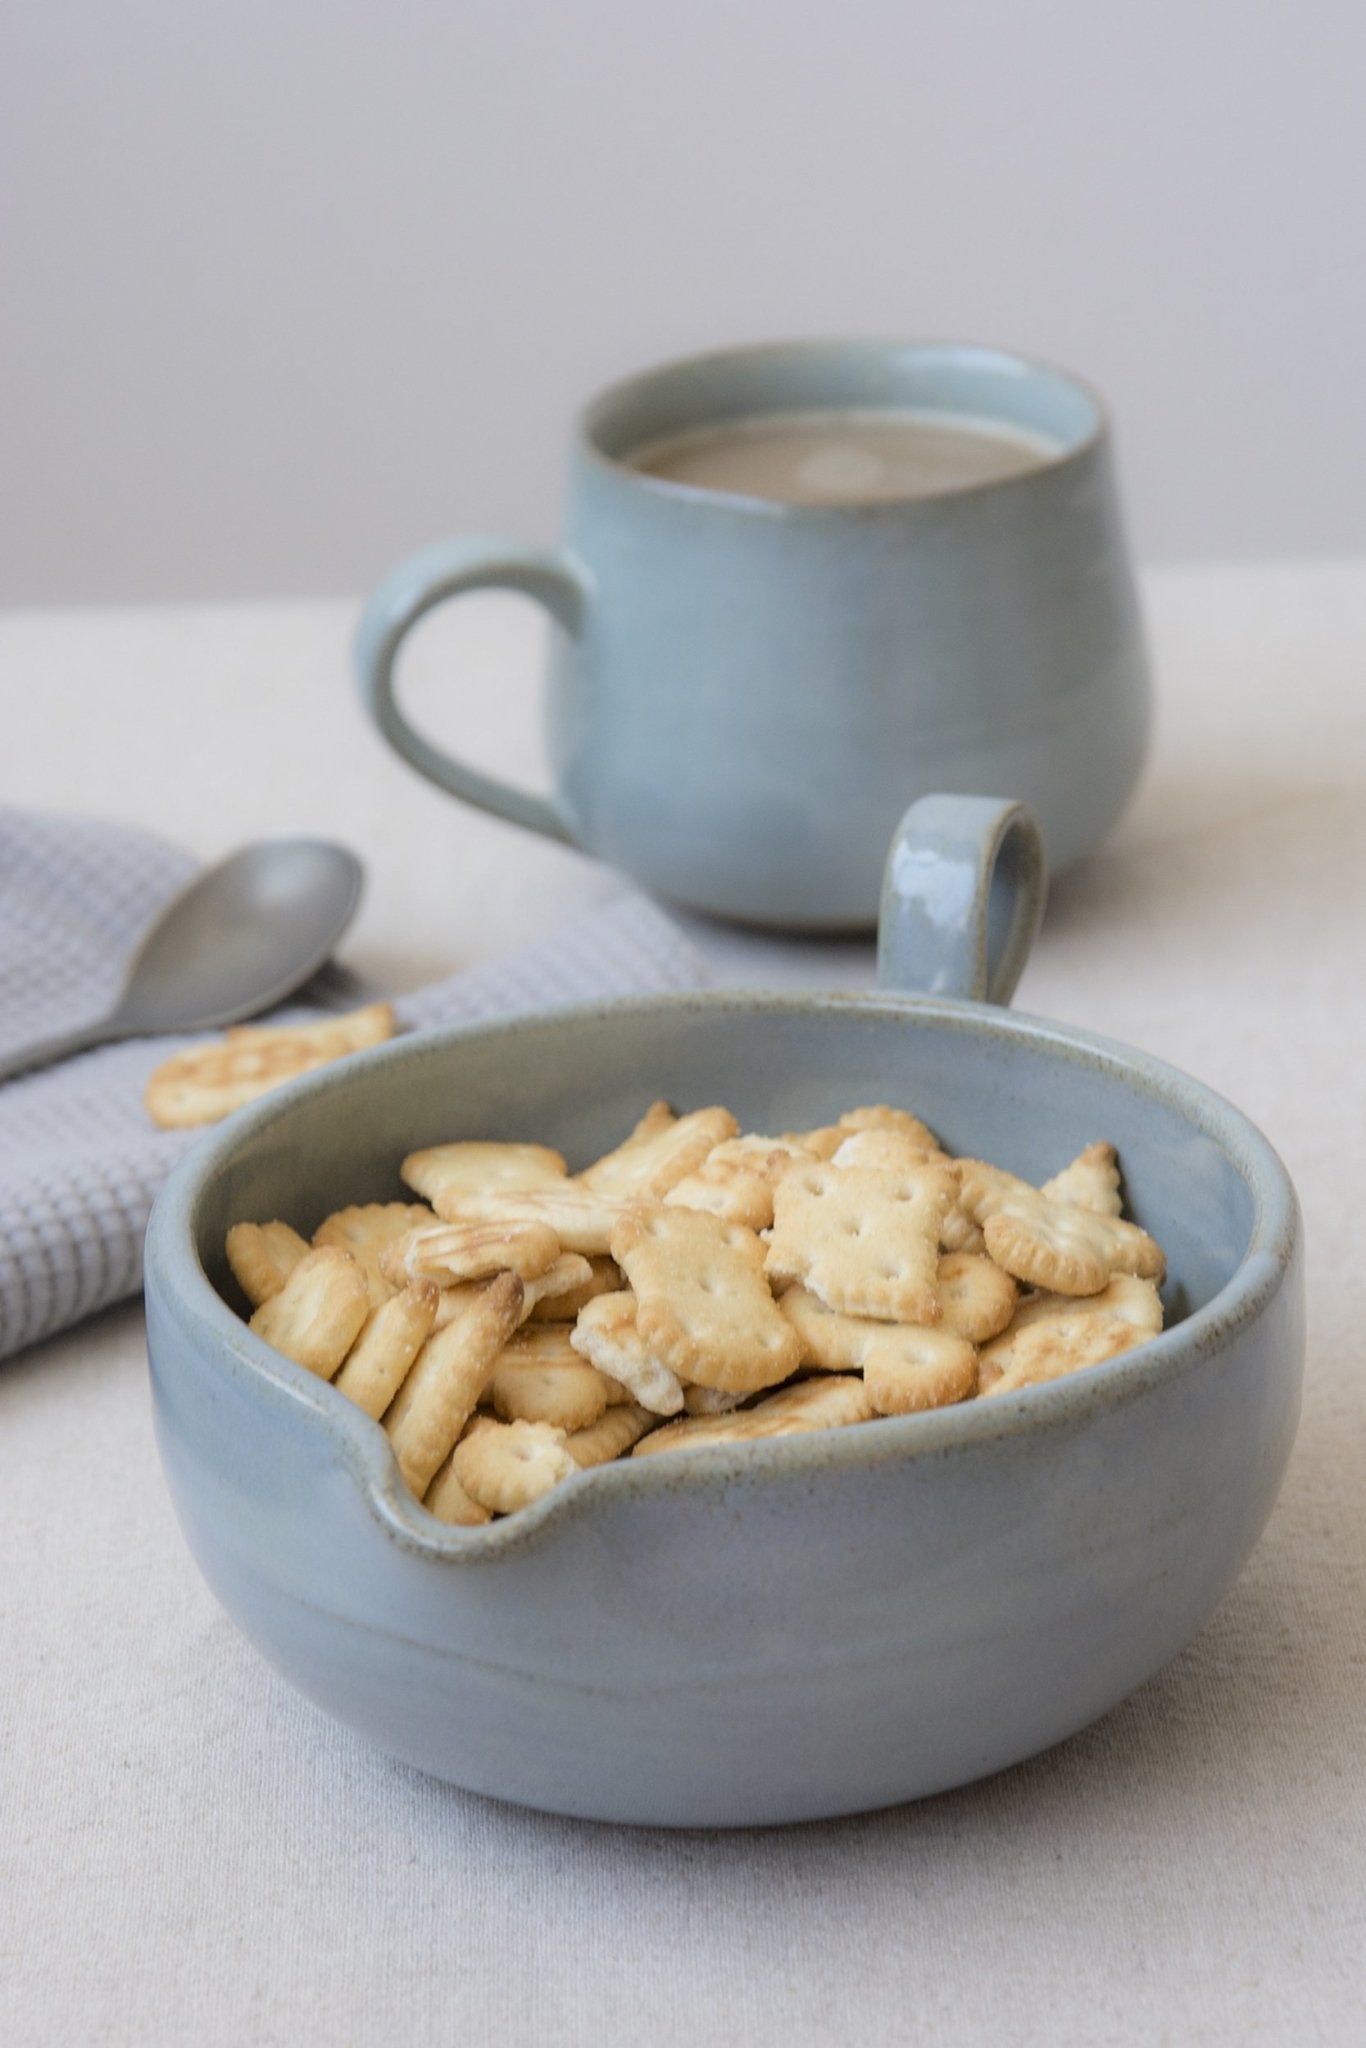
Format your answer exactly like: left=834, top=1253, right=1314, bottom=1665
left=353, top=537, right=589, bottom=843
left=876, top=795, right=1048, bottom=1004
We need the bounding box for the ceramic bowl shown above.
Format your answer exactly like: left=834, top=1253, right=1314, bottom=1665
left=143, top=800, right=1303, bottom=1826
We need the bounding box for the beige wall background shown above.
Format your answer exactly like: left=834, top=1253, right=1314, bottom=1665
left=2, top=0, right=1362, bottom=605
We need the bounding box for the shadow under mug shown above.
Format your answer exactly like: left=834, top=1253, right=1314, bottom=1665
left=354, top=339, right=1151, bottom=931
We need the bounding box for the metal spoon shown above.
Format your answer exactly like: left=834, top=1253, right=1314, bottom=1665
left=0, top=836, right=365, bottom=1083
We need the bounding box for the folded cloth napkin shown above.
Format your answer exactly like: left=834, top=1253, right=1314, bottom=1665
left=0, top=806, right=710, bottom=1363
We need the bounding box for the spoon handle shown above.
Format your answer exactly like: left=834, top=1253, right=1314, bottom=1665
left=0, top=1019, right=117, bottom=1084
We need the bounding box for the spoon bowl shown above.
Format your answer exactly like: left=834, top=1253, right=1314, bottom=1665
left=0, top=837, right=364, bottom=1081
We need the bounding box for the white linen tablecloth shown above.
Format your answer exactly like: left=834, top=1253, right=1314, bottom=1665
left=2, top=563, right=1364, bottom=2046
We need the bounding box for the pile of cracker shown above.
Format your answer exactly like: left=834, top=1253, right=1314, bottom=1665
left=226, top=1101, right=1167, bottom=1525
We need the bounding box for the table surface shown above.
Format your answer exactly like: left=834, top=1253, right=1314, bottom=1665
left=3, top=562, right=1364, bottom=2046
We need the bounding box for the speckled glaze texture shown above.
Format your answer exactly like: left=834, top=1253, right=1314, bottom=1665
left=144, top=805, right=1302, bottom=1826
left=355, top=339, right=1151, bottom=929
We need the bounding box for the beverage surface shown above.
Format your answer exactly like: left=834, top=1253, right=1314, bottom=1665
left=626, top=406, right=1059, bottom=505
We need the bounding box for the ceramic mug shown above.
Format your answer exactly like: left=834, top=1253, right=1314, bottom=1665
left=354, top=339, right=1151, bottom=930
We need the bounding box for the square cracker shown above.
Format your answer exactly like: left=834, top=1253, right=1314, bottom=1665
left=765, top=1158, right=958, bottom=1324
left=610, top=1207, right=800, bottom=1395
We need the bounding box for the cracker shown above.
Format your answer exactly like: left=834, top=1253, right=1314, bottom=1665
left=452, top=1418, right=577, bottom=1514
left=665, top=1134, right=810, bottom=1229
left=980, top=1310, right=1146, bottom=1396
left=576, top=1102, right=739, bottom=1199
left=633, top=1374, right=873, bottom=1458
left=765, top=1159, right=958, bottom=1324
left=524, top=1253, right=618, bottom=1321
left=421, top=1452, right=493, bottom=1527
left=380, top=1216, right=562, bottom=1287
left=860, top=1325, right=978, bottom=1415
left=399, top=1140, right=567, bottom=1205
left=313, top=1201, right=434, bottom=1309
left=960, top=1160, right=1165, bottom=1295
left=569, top=1290, right=686, bottom=1415
left=1040, top=1141, right=1124, bottom=1218
left=779, top=1283, right=977, bottom=1410
left=489, top=1327, right=613, bottom=1431
left=225, top=1219, right=310, bottom=1308
left=940, top=1204, right=988, bottom=1256
left=683, top=1384, right=747, bottom=1416
left=382, top=1271, right=524, bottom=1496
left=612, top=1207, right=800, bottom=1394
left=332, top=1279, right=439, bottom=1419
left=247, top=1245, right=371, bottom=1379
left=979, top=1274, right=1164, bottom=1394
left=832, top=1104, right=943, bottom=1150
left=830, top=1129, right=945, bottom=1174
left=564, top=1403, right=657, bottom=1468
left=145, top=1002, right=397, bottom=1128
left=432, top=1183, right=632, bottom=1255
left=225, top=1002, right=394, bottom=1050
left=935, top=1251, right=1018, bottom=1344
left=781, top=1106, right=940, bottom=1161
left=749, top=1374, right=877, bottom=1428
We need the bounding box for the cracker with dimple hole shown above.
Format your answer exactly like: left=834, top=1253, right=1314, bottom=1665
left=382, top=1271, right=524, bottom=1497
left=633, top=1373, right=872, bottom=1457
left=778, top=1284, right=977, bottom=1411
left=665, top=1134, right=810, bottom=1229
left=576, top=1102, right=739, bottom=1199
left=314, top=1202, right=435, bottom=1309
left=564, top=1403, right=657, bottom=1467
left=453, top=1418, right=577, bottom=1514
left=225, top=1220, right=310, bottom=1307
left=332, top=1280, right=439, bottom=1419
left=432, top=1183, right=631, bottom=1256
left=489, top=1327, right=613, bottom=1431
left=146, top=1002, right=398, bottom=1129
left=247, top=1245, right=371, bottom=1379
left=935, top=1251, right=1018, bottom=1343
left=765, top=1159, right=957, bottom=1324
left=861, top=1325, right=978, bottom=1414
left=1040, top=1141, right=1124, bottom=1218
left=399, top=1139, right=567, bottom=1205
left=524, top=1254, right=617, bottom=1321
left=612, top=1207, right=801, bottom=1394
left=961, top=1159, right=1165, bottom=1295
left=570, top=1291, right=686, bottom=1415
left=380, top=1216, right=561, bottom=1288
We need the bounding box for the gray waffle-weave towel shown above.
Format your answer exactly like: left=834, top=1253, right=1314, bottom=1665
left=0, top=806, right=710, bottom=1362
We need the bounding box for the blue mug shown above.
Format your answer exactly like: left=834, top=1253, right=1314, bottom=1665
left=356, top=339, right=1151, bottom=930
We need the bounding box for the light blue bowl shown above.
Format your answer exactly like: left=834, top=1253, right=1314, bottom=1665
left=143, top=803, right=1302, bottom=1825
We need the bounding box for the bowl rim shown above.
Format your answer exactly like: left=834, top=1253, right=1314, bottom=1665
left=144, top=986, right=1301, bottom=1561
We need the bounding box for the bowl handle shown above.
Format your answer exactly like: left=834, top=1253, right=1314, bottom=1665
left=876, top=796, right=1048, bottom=1005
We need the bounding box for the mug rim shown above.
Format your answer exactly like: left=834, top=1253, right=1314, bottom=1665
left=576, top=336, right=1109, bottom=515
